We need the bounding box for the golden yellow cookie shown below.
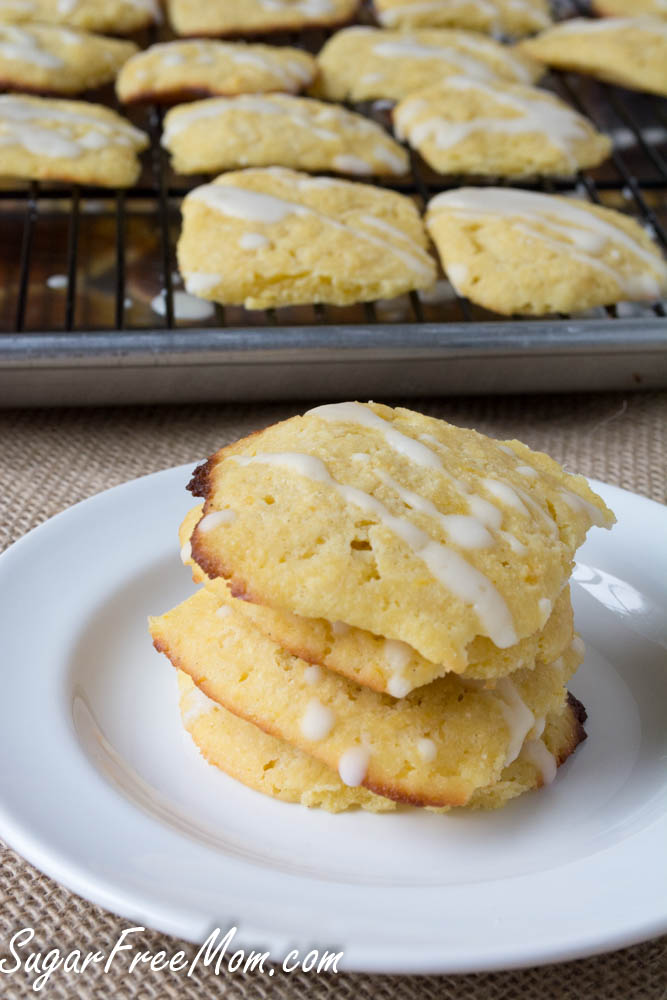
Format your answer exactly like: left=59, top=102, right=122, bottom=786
left=0, top=0, right=160, bottom=34
left=0, top=24, right=137, bottom=96
left=313, top=27, right=541, bottom=103
left=181, top=503, right=576, bottom=692
left=167, top=0, right=359, bottom=37
left=592, top=0, right=667, bottom=18
left=116, top=40, right=316, bottom=105
left=393, top=77, right=611, bottom=177
left=426, top=188, right=667, bottom=315
left=163, top=94, right=409, bottom=176
left=518, top=17, right=667, bottom=97
left=178, top=670, right=587, bottom=811
left=187, top=401, right=614, bottom=668
left=374, top=0, right=552, bottom=38
left=151, top=587, right=581, bottom=808
left=177, top=169, right=435, bottom=309
left=0, top=93, right=149, bottom=186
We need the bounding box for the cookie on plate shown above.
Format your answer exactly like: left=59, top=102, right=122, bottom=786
left=393, top=77, right=611, bottom=177
left=178, top=670, right=587, bottom=811
left=167, top=0, right=359, bottom=37
left=116, top=40, right=316, bottom=105
left=0, top=93, right=149, bottom=186
left=518, top=17, right=667, bottom=97
left=426, top=187, right=667, bottom=314
left=187, top=400, right=614, bottom=668
left=177, top=168, right=435, bottom=308
left=180, top=504, right=577, bottom=692
left=592, top=0, right=667, bottom=18
left=374, top=0, right=552, bottom=38
left=0, top=0, right=160, bottom=34
left=313, top=26, right=541, bottom=102
left=162, top=94, right=408, bottom=176
left=151, top=586, right=581, bottom=808
left=0, top=24, right=137, bottom=96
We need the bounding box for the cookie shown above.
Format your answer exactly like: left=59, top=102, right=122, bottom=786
left=518, top=17, right=667, bottom=97
left=177, top=168, right=435, bottom=308
left=374, top=0, right=552, bottom=39
left=426, top=187, right=667, bottom=314
left=0, top=24, right=137, bottom=96
left=116, top=40, right=316, bottom=105
left=393, top=77, right=611, bottom=177
left=151, top=586, right=581, bottom=807
left=178, top=670, right=587, bottom=811
left=187, top=401, right=614, bottom=669
left=0, top=93, right=149, bottom=186
left=313, top=26, right=541, bottom=102
left=181, top=503, right=576, bottom=693
left=592, top=0, right=667, bottom=18
left=0, top=0, right=160, bottom=34
left=162, top=94, right=409, bottom=176
left=166, top=0, right=359, bottom=37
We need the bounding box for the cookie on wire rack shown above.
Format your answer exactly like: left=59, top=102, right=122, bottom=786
left=166, top=0, right=360, bottom=37
left=0, top=0, right=160, bottom=34
left=373, top=0, right=552, bottom=39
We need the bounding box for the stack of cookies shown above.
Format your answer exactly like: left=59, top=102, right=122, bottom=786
left=150, top=402, right=615, bottom=813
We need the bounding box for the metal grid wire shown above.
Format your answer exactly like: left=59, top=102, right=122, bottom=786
left=2, top=5, right=667, bottom=338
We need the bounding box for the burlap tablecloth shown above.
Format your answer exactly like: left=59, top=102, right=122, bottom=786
left=1, top=391, right=666, bottom=999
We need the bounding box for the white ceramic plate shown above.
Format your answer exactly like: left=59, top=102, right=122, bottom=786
left=0, top=467, right=665, bottom=974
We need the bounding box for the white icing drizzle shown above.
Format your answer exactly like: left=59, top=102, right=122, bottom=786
left=338, top=746, right=370, bottom=787
left=383, top=637, right=413, bottom=697
left=304, top=664, right=322, bottom=685
left=198, top=509, right=237, bottom=533
left=371, top=32, right=533, bottom=83
left=516, top=464, right=538, bottom=477
left=394, top=75, right=590, bottom=171
left=481, top=478, right=529, bottom=515
left=560, top=487, right=609, bottom=527
left=332, top=153, right=372, bottom=174
left=151, top=290, right=215, bottom=321
left=229, top=451, right=518, bottom=648
left=239, top=232, right=270, bottom=250
left=495, top=677, right=535, bottom=765
left=570, top=635, right=585, bottom=658
left=537, top=15, right=667, bottom=37
left=428, top=187, right=667, bottom=300
left=180, top=540, right=191, bottom=564
left=184, top=273, right=220, bottom=297
left=520, top=737, right=557, bottom=785
left=417, top=737, right=437, bottom=762
left=300, top=697, right=335, bottom=741
left=499, top=529, right=527, bottom=554
left=537, top=596, right=552, bottom=625
left=0, top=25, right=65, bottom=68
left=531, top=715, right=546, bottom=739
left=46, top=273, right=67, bottom=289
left=182, top=684, right=218, bottom=725
left=215, top=604, right=232, bottom=619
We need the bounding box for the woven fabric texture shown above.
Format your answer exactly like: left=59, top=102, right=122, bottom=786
left=0, top=391, right=665, bottom=999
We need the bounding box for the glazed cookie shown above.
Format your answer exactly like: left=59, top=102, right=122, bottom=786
left=177, top=168, right=435, bottom=308
left=116, top=40, right=316, bottom=105
left=0, top=93, right=149, bottom=186
left=313, top=26, right=541, bottom=102
left=166, top=0, right=359, bottom=37
left=0, top=0, right=160, bottom=34
left=162, top=94, right=409, bottom=176
left=0, top=24, right=137, bottom=96
left=178, top=671, right=587, bottom=811
left=592, top=0, right=667, bottom=18
left=187, top=401, right=614, bottom=668
left=518, top=17, right=667, bottom=97
left=374, top=0, right=552, bottom=39
left=181, top=504, right=577, bottom=693
left=151, top=587, right=581, bottom=808
left=393, top=77, right=611, bottom=177
left=426, top=188, right=667, bottom=314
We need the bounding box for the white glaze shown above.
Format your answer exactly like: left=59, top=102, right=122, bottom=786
left=184, top=272, right=220, bottom=297
left=239, top=232, right=270, bottom=250
left=46, top=273, right=67, bottom=289
left=570, top=635, right=585, bottom=658
left=495, top=677, right=535, bottom=765
left=417, top=737, right=437, bottom=762
left=560, top=487, right=610, bottom=527
left=182, top=685, right=218, bottom=725
left=520, top=737, right=557, bottom=785
left=516, top=464, right=538, bottom=477
left=198, top=509, right=237, bottom=533
left=538, top=597, right=552, bottom=625
left=338, top=746, right=370, bottom=787
left=180, top=540, right=191, bottom=564
left=0, top=26, right=65, bottom=68
left=304, top=664, right=322, bottom=685
left=300, top=697, right=335, bottom=741
left=151, top=290, right=215, bottom=322
left=482, top=478, right=529, bottom=515
left=215, top=604, right=232, bottom=619
left=332, top=153, right=372, bottom=174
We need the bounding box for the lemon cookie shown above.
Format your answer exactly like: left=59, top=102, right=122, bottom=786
left=167, top=0, right=359, bottom=37
left=181, top=503, right=576, bottom=692
left=163, top=94, right=409, bottom=176
left=393, top=77, right=611, bottom=177
left=177, top=168, right=435, bottom=308
left=187, top=401, right=613, bottom=668
left=151, top=587, right=581, bottom=807
left=0, top=94, right=148, bottom=185
left=592, top=0, right=667, bottom=18
left=374, top=0, right=552, bottom=38
left=178, top=671, right=587, bottom=811
left=518, top=18, right=667, bottom=97
left=0, top=24, right=137, bottom=96
left=116, top=40, right=316, bottom=105
left=314, top=27, right=541, bottom=103
left=0, top=0, right=160, bottom=34
left=426, top=188, right=667, bottom=314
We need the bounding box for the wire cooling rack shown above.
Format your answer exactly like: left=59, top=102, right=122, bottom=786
left=1, top=5, right=666, bottom=406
